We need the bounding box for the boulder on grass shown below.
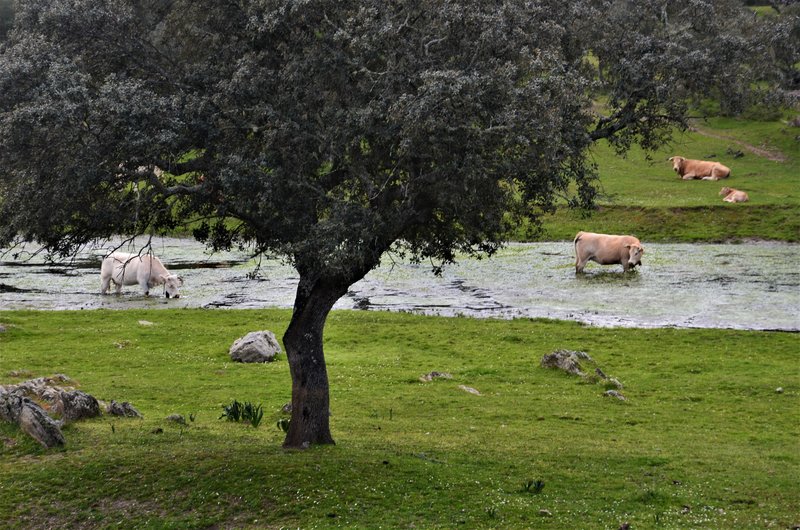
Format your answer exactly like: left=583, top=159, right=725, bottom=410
left=540, top=349, right=593, bottom=377
left=229, top=331, right=282, bottom=363
left=0, top=391, right=65, bottom=448
left=55, top=390, right=101, bottom=422
left=107, top=400, right=142, bottom=418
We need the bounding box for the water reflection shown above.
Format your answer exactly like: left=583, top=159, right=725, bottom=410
left=0, top=238, right=797, bottom=331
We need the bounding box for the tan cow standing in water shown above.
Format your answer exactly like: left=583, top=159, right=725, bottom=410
left=574, top=232, right=644, bottom=273
left=100, top=252, right=183, bottom=298
left=720, top=187, right=749, bottom=203
left=669, top=156, right=731, bottom=180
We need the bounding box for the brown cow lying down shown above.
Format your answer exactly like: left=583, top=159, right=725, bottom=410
left=669, top=156, right=730, bottom=180
left=574, top=231, right=644, bottom=273
left=720, top=187, right=749, bottom=203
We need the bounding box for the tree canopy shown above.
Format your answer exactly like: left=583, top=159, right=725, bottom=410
left=0, top=0, right=795, bottom=447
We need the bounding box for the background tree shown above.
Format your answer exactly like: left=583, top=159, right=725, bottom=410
left=0, top=0, right=793, bottom=448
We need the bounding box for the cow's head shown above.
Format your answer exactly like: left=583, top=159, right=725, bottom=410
left=162, top=274, right=184, bottom=299
left=625, top=244, right=644, bottom=268
left=668, top=156, right=685, bottom=175
left=719, top=187, right=733, bottom=196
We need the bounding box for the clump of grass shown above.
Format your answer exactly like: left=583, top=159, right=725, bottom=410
left=522, top=479, right=545, bottom=494
left=219, top=400, right=263, bottom=428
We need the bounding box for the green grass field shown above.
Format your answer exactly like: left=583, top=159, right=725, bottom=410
left=1, top=310, right=798, bottom=529
left=528, top=116, right=800, bottom=241
left=2, top=115, right=798, bottom=529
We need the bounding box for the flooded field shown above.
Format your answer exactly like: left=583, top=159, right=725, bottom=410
left=1, top=237, right=797, bottom=331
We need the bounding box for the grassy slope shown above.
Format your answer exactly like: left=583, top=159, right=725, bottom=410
left=1, top=309, right=798, bottom=529
left=530, top=117, right=800, bottom=241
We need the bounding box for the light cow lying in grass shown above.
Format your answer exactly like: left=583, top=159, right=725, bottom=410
left=574, top=231, right=644, bottom=273
left=719, top=187, right=749, bottom=203
left=669, top=155, right=730, bottom=180
left=100, top=252, right=183, bottom=298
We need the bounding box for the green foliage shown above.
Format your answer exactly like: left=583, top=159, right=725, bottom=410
left=219, top=400, right=243, bottom=422
left=276, top=418, right=291, bottom=433
left=220, top=400, right=263, bottom=428
left=0, top=309, right=797, bottom=528
left=522, top=479, right=546, bottom=494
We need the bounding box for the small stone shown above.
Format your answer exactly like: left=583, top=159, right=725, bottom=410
left=538, top=509, right=552, bottom=517
left=775, top=387, right=784, bottom=394
left=166, top=414, right=186, bottom=424
left=419, top=371, right=452, bottom=382
left=107, top=400, right=142, bottom=418
left=458, top=385, right=481, bottom=395
left=604, top=390, right=626, bottom=401
left=138, top=320, right=154, bottom=326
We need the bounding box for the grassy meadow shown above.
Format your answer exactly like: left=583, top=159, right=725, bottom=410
left=1, top=309, right=798, bottom=529
left=1, top=114, right=799, bottom=529
left=530, top=116, right=800, bottom=242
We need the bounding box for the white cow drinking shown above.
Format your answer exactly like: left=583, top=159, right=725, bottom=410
left=100, top=252, right=183, bottom=298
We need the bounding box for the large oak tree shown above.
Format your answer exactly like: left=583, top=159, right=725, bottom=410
left=0, top=0, right=794, bottom=447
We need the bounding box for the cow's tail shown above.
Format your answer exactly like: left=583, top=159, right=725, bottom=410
left=574, top=231, right=584, bottom=249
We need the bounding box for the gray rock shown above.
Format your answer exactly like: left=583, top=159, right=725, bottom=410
left=419, top=371, right=452, bottom=382
left=229, top=330, right=282, bottom=363
left=604, top=390, right=626, bottom=401
left=166, top=414, right=186, bottom=424
left=55, top=390, right=101, bottom=422
left=19, top=401, right=66, bottom=447
left=458, top=385, right=481, bottom=396
left=107, top=400, right=142, bottom=418
left=540, top=349, right=593, bottom=376
left=0, top=391, right=64, bottom=448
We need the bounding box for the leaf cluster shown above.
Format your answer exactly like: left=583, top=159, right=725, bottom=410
left=219, top=399, right=264, bottom=428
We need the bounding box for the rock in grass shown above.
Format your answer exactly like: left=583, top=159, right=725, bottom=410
left=540, top=349, right=593, bottom=376
left=107, top=400, right=142, bottom=418
left=54, top=390, right=101, bottom=422
left=458, top=385, right=481, bottom=396
left=166, top=414, right=186, bottom=424
left=419, top=371, right=452, bottom=382
left=0, top=391, right=65, bottom=448
left=604, top=390, right=626, bottom=401
left=229, top=330, right=282, bottom=363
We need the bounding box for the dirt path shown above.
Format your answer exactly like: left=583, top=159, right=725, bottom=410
left=688, top=124, right=788, bottom=162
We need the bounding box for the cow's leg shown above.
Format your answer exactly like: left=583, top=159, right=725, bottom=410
left=100, top=275, right=110, bottom=294
left=681, top=173, right=696, bottom=180
left=701, top=175, right=718, bottom=181
left=111, top=280, right=123, bottom=294
left=575, top=255, right=589, bottom=274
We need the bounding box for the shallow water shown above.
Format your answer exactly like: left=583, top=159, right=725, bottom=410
left=0, top=238, right=797, bottom=331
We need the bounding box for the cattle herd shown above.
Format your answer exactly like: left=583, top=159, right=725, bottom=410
left=98, top=154, right=749, bottom=292
left=574, top=154, right=747, bottom=273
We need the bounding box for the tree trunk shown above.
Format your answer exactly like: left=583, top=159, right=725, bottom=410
left=282, top=273, right=350, bottom=449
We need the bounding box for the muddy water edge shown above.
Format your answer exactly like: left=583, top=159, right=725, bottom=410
left=0, top=238, right=797, bottom=331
